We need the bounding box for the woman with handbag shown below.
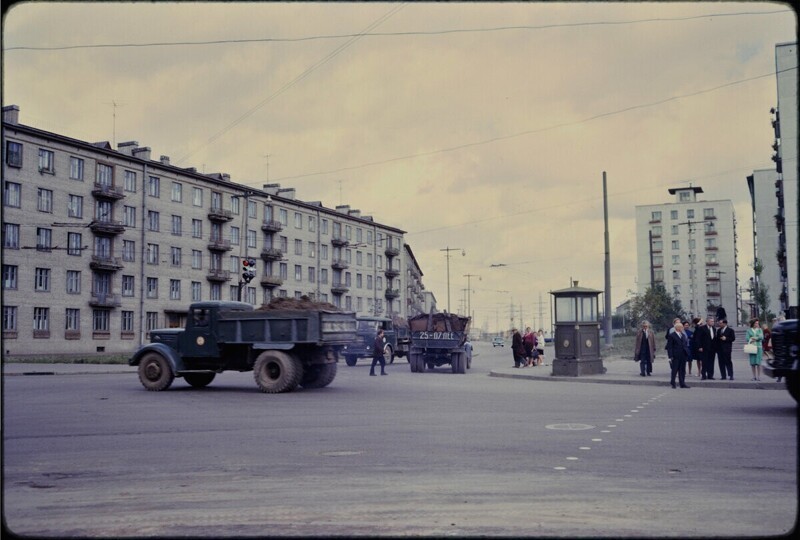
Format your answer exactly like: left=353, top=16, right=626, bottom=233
left=745, top=318, right=764, bottom=381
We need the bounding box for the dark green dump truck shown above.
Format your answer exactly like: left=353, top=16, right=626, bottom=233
left=129, top=300, right=357, bottom=393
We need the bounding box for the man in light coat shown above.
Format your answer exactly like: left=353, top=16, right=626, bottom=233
left=634, top=320, right=656, bottom=376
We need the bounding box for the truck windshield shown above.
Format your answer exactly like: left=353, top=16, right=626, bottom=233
left=358, top=321, right=379, bottom=331
left=193, top=309, right=209, bottom=327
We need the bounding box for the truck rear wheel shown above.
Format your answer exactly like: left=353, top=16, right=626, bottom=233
left=183, top=373, right=215, bottom=388
left=138, top=352, right=175, bottom=391
left=452, top=353, right=466, bottom=374
left=409, top=353, right=419, bottom=372
left=345, top=355, right=358, bottom=367
left=253, top=351, right=303, bottom=393
left=300, top=363, right=337, bottom=389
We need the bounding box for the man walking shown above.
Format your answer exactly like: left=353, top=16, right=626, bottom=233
left=714, top=319, right=736, bottom=380
left=370, top=328, right=388, bottom=376
left=634, top=320, right=656, bottom=376
left=666, top=321, right=691, bottom=389
left=697, top=316, right=717, bottom=380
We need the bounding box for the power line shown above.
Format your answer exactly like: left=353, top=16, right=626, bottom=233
left=273, top=66, right=797, bottom=183
left=5, top=9, right=789, bottom=52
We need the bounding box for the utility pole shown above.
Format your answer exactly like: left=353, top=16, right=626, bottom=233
left=603, top=171, right=612, bottom=347
left=440, top=247, right=463, bottom=312
left=463, top=273, right=481, bottom=320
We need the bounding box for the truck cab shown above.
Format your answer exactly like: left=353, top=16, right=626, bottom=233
left=342, top=316, right=408, bottom=366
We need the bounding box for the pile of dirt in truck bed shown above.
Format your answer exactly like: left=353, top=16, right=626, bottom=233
left=257, top=296, right=341, bottom=312
left=392, top=315, right=409, bottom=328
left=409, top=312, right=471, bottom=332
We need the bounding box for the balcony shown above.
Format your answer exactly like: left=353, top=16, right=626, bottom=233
left=704, top=230, right=717, bottom=236
left=385, top=288, right=400, bottom=299
left=208, top=206, right=233, bottom=222
left=385, top=267, right=400, bottom=278
left=260, top=275, right=284, bottom=288
left=89, top=220, right=126, bottom=235
left=385, top=245, right=400, bottom=258
left=89, top=293, right=122, bottom=308
left=331, top=258, right=349, bottom=270
left=207, top=238, right=232, bottom=252
left=206, top=269, right=231, bottom=282
left=260, top=247, right=283, bottom=261
left=331, top=235, right=349, bottom=247
left=89, top=255, right=124, bottom=271
left=261, top=219, right=283, bottom=233
left=331, top=283, right=349, bottom=295
left=91, top=183, right=125, bottom=200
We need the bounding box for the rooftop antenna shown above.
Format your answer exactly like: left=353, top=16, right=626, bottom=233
left=261, top=153, right=271, bottom=182
left=104, top=100, right=125, bottom=148
left=339, top=179, right=343, bottom=205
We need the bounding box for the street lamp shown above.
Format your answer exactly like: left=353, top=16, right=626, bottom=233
left=440, top=247, right=464, bottom=312
left=463, top=274, right=481, bottom=319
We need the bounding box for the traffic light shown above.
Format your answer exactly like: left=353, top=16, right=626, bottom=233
left=242, top=257, right=256, bottom=283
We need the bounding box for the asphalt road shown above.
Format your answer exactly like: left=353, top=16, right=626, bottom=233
left=3, top=342, right=797, bottom=537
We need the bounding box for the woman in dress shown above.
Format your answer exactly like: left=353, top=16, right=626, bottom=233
left=536, top=329, right=546, bottom=366
left=746, top=318, right=764, bottom=381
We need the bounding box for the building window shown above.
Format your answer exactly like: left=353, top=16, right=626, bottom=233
left=67, top=232, right=83, bottom=256
left=705, top=238, right=717, bottom=249
left=33, top=307, right=50, bottom=332
left=171, top=247, right=182, bottom=267
left=146, top=312, right=159, bottom=332
left=171, top=215, right=182, bottom=236
left=279, top=208, right=288, bottom=226
left=321, top=244, right=328, bottom=261
left=672, top=270, right=680, bottom=279
left=705, top=253, right=718, bottom=265
left=211, top=191, right=222, bottom=210
left=356, top=273, right=363, bottom=288
left=686, top=209, right=694, bottom=219
left=38, top=148, right=55, bottom=173
left=123, top=205, right=136, bottom=228
left=248, top=200, right=257, bottom=218
left=704, top=221, right=716, bottom=233
left=295, top=239, right=303, bottom=256
left=94, top=236, right=111, bottom=258
left=97, top=163, right=113, bottom=186
left=148, top=176, right=160, bottom=197
left=148, top=210, right=160, bottom=232
left=69, top=157, right=84, bottom=180
left=294, top=212, right=303, bottom=229
left=65, top=309, right=80, bottom=332
left=309, top=266, right=316, bottom=283
left=279, top=263, right=288, bottom=280
left=192, top=250, right=202, bottom=269
left=37, top=188, right=53, bottom=213
left=192, top=187, right=203, bottom=206
left=367, top=253, right=373, bottom=268
left=146, top=277, right=158, bottom=298
left=171, top=182, right=183, bottom=202
left=309, top=216, right=316, bottom=232
left=2, top=265, right=18, bottom=289
left=210, top=223, right=223, bottom=243
left=247, top=229, right=257, bottom=249
left=210, top=283, right=221, bottom=301
left=3, top=306, right=18, bottom=333
left=3, top=223, right=20, bottom=249
left=5, top=141, right=22, bottom=167
left=67, top=270, right=81, bottom=294
left=4, top=182, right=21, bottom=208
left=147, top=243, right=159, bottom=265
left=671, top=240, right=679, bottom=250
left=320, top=268, right=328, bottom=284
left=309, top=242, right=316, bottom=259
left=91, top=309, right=110, bottom=333
left=67, top=194, right=83, bottom=218
left=124, top=170, right=137, bottom=192
left=170, top=279, right=181, bottom=300
left=672, top=255, right=680, bottom=265
left=231, top=196, right=241, bottom=215
left=191, top=281, right=202, bottom=301
left=295, top=265, right=302, bottom=282
left=122, top=240, right=135, bottom=262
left=192, top=219, right=202, bottom=238
left=95, top=200, right=113, bottom=223
left=367, top=275, right=373, bottom=290
left=230, top=226, right=240, bottom=245
left=670, top=225, right=678, bottom=235
left=121, top=311, right=134, bottom=333
left=122, top=275, right=135, bottom=297
left=36, top=228, right=52, bottom=251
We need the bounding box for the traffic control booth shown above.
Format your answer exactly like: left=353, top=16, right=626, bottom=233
left=550, top=282, right=606, bottom=376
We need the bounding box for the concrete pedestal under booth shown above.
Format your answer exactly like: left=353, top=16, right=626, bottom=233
left=550, top=281, right=606, bottom=376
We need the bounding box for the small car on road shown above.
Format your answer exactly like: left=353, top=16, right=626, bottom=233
left=492, top=337, right=504, bottom=347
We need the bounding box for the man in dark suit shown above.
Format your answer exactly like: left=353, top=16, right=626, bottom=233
left=714, top=319, right=736, bottom=380
left=666, top=321, right=691, bottom=389
left=634, top=320, right=656, bottom=376
left=696, top=316, right=717, bottom=380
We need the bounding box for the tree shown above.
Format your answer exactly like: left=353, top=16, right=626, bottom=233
left=751, top=258, right=774, bottom=322
left=628, top=284, right=685, bottom=332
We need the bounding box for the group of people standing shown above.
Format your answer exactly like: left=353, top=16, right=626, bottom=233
left=511, top=327, right=546, bottom=368
left=634, top=311, right=772, bottom=388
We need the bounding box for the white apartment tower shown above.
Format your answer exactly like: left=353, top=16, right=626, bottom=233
left=635, top=186, right=739, bottom=323
left=747, top=168, right=784, bottom=319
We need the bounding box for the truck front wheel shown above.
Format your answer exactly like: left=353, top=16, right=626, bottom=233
left=300, top=363, right=338, bottom=389
left=254, top=351, right=303, bottom=393
left=409, top=353, right=418, bottom=372
left=183, top=373, right=216, bottom=388
left=138, top=352, right=175, bottom=391
left=345, top=355, right=358, bottom=367
left=385, top=345, right=394, bottom=365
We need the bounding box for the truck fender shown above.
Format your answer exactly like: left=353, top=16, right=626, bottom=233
left=252, top=343, right=295, bottom=351
left=129, top=343, right=185, bottom=373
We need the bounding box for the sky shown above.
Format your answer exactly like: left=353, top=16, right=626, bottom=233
left=3, top=1, right=796, bottom=333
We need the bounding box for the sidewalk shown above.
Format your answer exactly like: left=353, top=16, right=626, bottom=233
left=489, top=354, right=785, bottom=390
left=2, top=363, right=137, bottom=376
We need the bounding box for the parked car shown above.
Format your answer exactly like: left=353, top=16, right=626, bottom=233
left=492, top=337, right=505, bottom=347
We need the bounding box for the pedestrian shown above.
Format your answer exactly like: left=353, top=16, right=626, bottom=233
left=681, top=321, right=693, bottom=376
left=689, top=317, right=703, bottom=377
left=714, top=319, right=736, bottom=380
left=664, top=317, right=682, bottom=370
left=697, top=316, right=717, bottom=380
left=522, top=327, right=535, bottom=367
left=536, top=329, right=546, bottom=366
left=746, top=318, right=764, bottom=381
left=666, top=321, right=691, bottom=389
left=370, top=328, right=388, bottom=376
left=762, top=323, right=773, bottom=361
left=715, top=305, right=727, bottom=323
left=633, top=320, right=656, bottom=377
left=511, top=328, right=526, bottom=368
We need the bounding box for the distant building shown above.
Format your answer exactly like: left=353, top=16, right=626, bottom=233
left=635, top=186, right=739, bottom=322
left=2, top=105, right=419, bottom=356
left=746, top=168, right=784, bottom=319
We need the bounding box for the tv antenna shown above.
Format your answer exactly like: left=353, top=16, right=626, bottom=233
left=104, top=100, right=125, bottom=148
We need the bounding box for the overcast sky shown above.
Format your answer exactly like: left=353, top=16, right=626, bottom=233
left=3, top=2, right=796, bottom=332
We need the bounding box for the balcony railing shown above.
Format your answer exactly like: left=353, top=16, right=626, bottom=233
left=89, top=293, right=122, bottom=308
left=260, top=275, right=284, bottom=288
left=331, top=235, right=348, bottom=247
left=91, top=183, right=125, bottom=200
left=385, top=288, right=400, bottom=299
left=384, top=246, right=400, bottom=257
left=385, top=267, right=400, bottom=278
left=90, top=255, right=124, bottom=271
left=208, top=206, right=233, bottom=222
left=207, top=238, right=232, bottom=252
left=331, top=258, right=349, bottom=270
left=89, top=220, right=126, bottom=235
left=260, top=247, right=283, bottom=261
left=331, top=283, right=349, bottom=295
left=206, top=269, right=231, bottom=282
left=261, top=219, right=283, bottom=233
